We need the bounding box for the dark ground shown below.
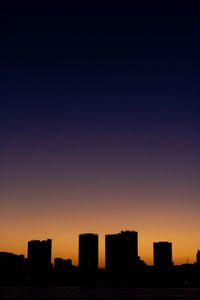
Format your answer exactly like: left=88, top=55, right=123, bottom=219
left=0, top=287, right=200, bottom=299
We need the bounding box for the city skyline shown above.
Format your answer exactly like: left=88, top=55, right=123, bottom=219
left=1, top=230, right=199, bottom=268
left=1, top=233, right=200, bottom=288
left=1, top=2, right=200, bottom=271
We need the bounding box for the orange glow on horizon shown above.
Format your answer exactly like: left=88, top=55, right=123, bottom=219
left=1, top=186, right=199, bottom=268
left=1, top=211, right=199, bottom=268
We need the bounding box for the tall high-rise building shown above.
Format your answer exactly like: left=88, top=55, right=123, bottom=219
left=153, top=242, right=173, bottom=270
left=105, top=231, right=138, bottom=272
left=28, top=239, right=52, bottom=269
left=79, top=233, right=98, bottom=271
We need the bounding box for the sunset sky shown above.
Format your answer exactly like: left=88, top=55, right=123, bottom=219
left=0, top=2, right=200, bottom=267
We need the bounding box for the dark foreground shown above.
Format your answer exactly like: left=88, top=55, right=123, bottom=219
left=0, top=287, right=200, bottom=300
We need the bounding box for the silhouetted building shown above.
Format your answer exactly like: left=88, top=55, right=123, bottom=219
left=54, top=258, right=79, bottom=284
left=54, top=258, right=72, bottom=270
left=154, top=242, right=173, bottom=270
left=105, top=231, right=138, bottom=272
left=0, top=252, right=24, bottom=283
left=28, top=239, right=52, bottom=270
left=197, top=250, right=200, bottom=265
left=79, top=233, right=98, bottom=272
left=0, top=252, right=24, bottom=268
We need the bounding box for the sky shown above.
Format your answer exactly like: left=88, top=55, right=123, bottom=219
left=0, top=1, right=200, bottom=267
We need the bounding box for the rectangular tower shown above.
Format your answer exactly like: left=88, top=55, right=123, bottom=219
left=79, top=233, right=98, bottom=272
left=154, top=241, right=173, bottom=270
left=28, top=239, right=52, bottom=269
left=105, top=230, right=138, bottom=272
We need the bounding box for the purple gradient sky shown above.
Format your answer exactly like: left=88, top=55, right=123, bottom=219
left=0, top=2, right=200, bottom=266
